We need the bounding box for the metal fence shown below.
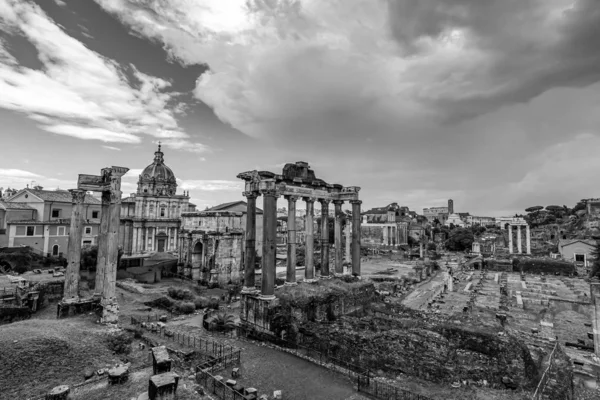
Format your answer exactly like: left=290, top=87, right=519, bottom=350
left=196, top=368, right=247, bottom=400
left=237, top=322, right=433, bottom=400
left=131, top=315, right=239, bottom=360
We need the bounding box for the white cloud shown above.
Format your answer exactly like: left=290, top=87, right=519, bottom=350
left=0, top=0, right=207, bottom=151
left=0, top=168, right=42, bottom=179
left=179, top=179, right=243, bottom=192
left=102, top=145, right=122, bottom=151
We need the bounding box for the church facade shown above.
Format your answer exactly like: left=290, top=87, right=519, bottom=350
left=119, top=145, right=195, bottom=256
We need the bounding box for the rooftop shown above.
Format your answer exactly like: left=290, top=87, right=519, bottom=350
left=10, top=189, right=100, bottom=204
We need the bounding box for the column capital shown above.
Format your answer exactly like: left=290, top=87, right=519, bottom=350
left=319, top=199, right=331, bottom=206
left=260, top=188, right=279, bottom=198
left=350, top=200, right=362, bottom=205
left=303, top=197, right=316, bottom=204
left=243, top=191, right=259, bottom=199
left=285, top=195, right=299, bottom=203
left=69, top=189, right=87, bottom=204
left=333, top=200, right=344, bottom=206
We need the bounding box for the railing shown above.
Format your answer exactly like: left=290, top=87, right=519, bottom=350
left=531, top=341, right=559, bottom=400
left=131, top=315, right=239, bottom=360
left=162, top=271, right=196, bottom=283
left=196, top=368, right=247, bottom=400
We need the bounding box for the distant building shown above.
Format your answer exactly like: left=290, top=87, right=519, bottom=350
left=3, top=188, right=101, bottom=256
left=558, top=239, right=596, bottom=266
left=361, top=203, right=409, bottom=247
left=423, top=206, right=448, bottom=224
left=466, top=215, right=496, bottom=227
left=119, top=145, right=195, bottom=257
left=444, top=213, right=465, bottom=228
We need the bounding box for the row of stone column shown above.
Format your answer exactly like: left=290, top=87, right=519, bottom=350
left=243, top=191, right=362, bottom=298
left=507, top=224, right=531, bottom=254
left=62, top=185, right=123, bottom=323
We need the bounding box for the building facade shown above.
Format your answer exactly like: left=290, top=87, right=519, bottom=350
left=119, top=145, right=195, bottom=256
left=558, top=239, right=596, bottom=266
left=361, top=203, right=409, bottom=247
left=179, top=201, right=264, bottom=286
left=3, top=188, right=101, bottom=255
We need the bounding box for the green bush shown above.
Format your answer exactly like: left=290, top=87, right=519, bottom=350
left=194, top=296, right=209, bottom=309
left=167, top=287, right=194, bottom=301
left=106, top=332, right=132, bottom=355
left=177, top=301, right=195, bottom=314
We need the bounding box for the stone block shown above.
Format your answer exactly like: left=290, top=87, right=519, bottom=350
left=149, top=372, right=179, bottom=400
left=45, top=385, right=70, bottom=400
left=152, top=346, right=172, bottom=374
left=244, top=388, right=258, bottom=396
left=226, top=379, right=237, bottom=387
left=108, top=363, right=130, bottom=385
left=273, top=389, right=282, bottom=399
left=232, top=367, right=240, bottom=378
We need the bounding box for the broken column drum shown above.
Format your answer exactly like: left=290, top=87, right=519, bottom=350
left=237, top=162, right=362, bottom=299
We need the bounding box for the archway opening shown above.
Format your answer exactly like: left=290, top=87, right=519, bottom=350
left=192, top=242, right=203, bottom=268
left=52, top=245, right=59, bottom=256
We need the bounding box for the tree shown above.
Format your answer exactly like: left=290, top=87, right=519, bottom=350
left=525, top=206, right=544, bottom=213
left=446, top=228, right=475, bottom=252
left=80, top=245, right=124, bottom=271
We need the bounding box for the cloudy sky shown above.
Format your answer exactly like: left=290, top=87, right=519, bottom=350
left=1, top=0, right=599, bottom=215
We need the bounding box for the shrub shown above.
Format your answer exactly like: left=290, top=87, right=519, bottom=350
left=146, top=296, right=173, bottom=310
left=13, top=264, right=29, bottom=274
left=208, top=296, right=220, bottom=310
left=194, top=296, right=209, bottom=309
left=167, top=287, right=194, bottom=301
left=177, top=301, right=195, bottom=314
left=106, top=332, right=132, bottom=355
left=133, top=328, right=143, bottom=339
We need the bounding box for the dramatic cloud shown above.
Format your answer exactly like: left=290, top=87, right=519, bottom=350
left=0, top=0, right=208, bottom=152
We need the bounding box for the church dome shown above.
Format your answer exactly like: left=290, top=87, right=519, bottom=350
left=137, top=144, right=177, bottom=196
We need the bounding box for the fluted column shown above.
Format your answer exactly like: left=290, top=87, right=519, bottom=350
left=260, top=188, right=278, bottom=299
left=508, top=225, right=513, bottom=254
left=517, top=225, right=522, bottom=254
left=351, top=200, right=362, bottom=276
left=304, top=198, right=315, bottom=282
left=94, top=191, right=111, bottom=297
left=286, top=196, right=298, bottom=285
left=243, top=191, right=259, bottom=292
left=334, top=200, right=344, bottom=275
left=320, top=200, right=331, bottom=278
left=526, top=225, right=531, bottom=254
left=63, top=189, right=86, bottom=302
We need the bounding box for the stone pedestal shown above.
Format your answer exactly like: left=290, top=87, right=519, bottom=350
left=108, top=364, right=130, bottom=385
left=148, top=372, right=179, bottom=400
left=152, top=346, right=172, bottom=375
left=57, top=297, right=100, bottom=319
left=46, top=385, right=70, bottom=400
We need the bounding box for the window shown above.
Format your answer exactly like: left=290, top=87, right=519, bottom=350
left=51, top=209, right=61, bottom=218
left=26, top=226, right=35, bottom=236
left=57, top=226, right=66, bottom=236
left=575, top=254, right=585, bottom=262
left=52, top=245, right=59, bottom=256
left=84, top=227, right=92, bottom=235
left=92, top=211, right=99, bottom=219
left=83, top=240, right=92, bottom=247
left=160, top=207, right=165, bottom=217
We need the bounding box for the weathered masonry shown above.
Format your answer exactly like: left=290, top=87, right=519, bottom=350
left=58, top=166, right=129, bottom=323
left=237, top=161, right=362, bottom=299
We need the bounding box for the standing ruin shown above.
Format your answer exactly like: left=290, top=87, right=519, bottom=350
left=237, top=162, right=362, bottom=328
left=58, top=166, right=129, bottom=323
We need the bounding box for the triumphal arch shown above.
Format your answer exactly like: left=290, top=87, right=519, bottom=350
left=237, top=161, right=362, bottom=300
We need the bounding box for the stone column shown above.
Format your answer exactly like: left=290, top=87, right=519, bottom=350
left=63, top=189, right=87, bottom=302
left=420, top=241, right=424, bottom=258
left=591, top=283, right=600, bottom=357
left=517, top=225, right=522, bottom=254
left=286, top=196, right=298, bottom=285
left=526, top=225, right=531, bottom=254
left=334, top=200, right=344, bottom=275
left=344, top=221, right=351, bottom=268
left=260, top=188, right=278, bottom=299
left=320, top=200, right=331, bottom=277
left=101, top=167, right=128, bottom=324
left=508, top=225, right=513, bottom=254
left=94, top=191, right=111, bottom=297
left=243, top=192, right=258, bottom=292
left=351, top=200, right=362, bottom=276
left=304, top=198, right=315, bottom=281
